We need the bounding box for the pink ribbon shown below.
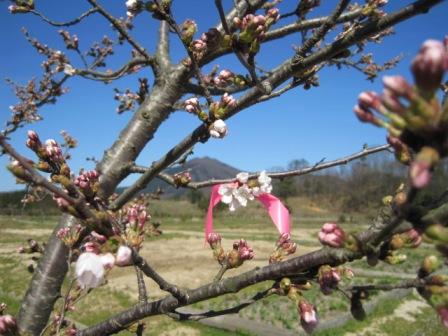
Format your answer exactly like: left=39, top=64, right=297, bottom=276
left=205, top=184, right=291, bottom=239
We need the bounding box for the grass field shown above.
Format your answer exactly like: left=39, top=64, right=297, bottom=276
left=0, top=197, right=446, bottom=335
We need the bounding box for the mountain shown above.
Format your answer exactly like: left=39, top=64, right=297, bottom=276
left=141, top=157, right=240, bottom=197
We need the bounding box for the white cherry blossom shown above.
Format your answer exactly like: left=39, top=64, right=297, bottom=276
left=75, top=252, right=115, bottom=289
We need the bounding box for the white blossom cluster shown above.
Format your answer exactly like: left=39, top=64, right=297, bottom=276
left=218, top=171, right=272, bottom=211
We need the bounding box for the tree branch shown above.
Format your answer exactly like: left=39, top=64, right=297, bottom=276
left=77, top=57, right=153, bottom=81
left=294, top=0, right=351, bottom=58
left=87, top=0, right=152, bottom=61
left=110, top=0, right=441, bottom=210
left=80, top=189, right=446, bottom=335
left=129, top=144, right=390, bottom=190
left=28, top=7, right=98, bottom=27
left=132, top=250, right=188, bottom=302
left=168, top=288, right=271, bottom=321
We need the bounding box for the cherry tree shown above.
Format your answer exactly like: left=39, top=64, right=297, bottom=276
left=1, top=0, right=448, bottom=335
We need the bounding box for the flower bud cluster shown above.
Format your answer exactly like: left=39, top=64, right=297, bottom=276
left=74, top=170, right=100, bottom=199
left=210, top=93, right=237, bottom=119
left=318, top=222, right=346, bottom=248
left=184, top=97, right=199, bottom=113
left=173, top=171, right=192, bottom=187
left=207, top=234, right=254, bottom=268
left=213, top=69, right=235, bottom=87
left=227, top=239, right=255, bottom=268
left=188, top=27, right=223, bottom=60
left=120, top=202, right=151, bottom=248
left=114, top=89, right=141, bottom=114
left=190, top=37, right=208, bottom=60
left=57, top=224, right=84, bottom=247
left=318, top=265, right=353, bottom=295
left=269, top=233, right=297, bottom=263
left=354, top=38, right=448, bottom=189
left=59, top=30, right=79, bottom=50
left=233, top=8, right=280, bottom=53
left=218, top=171, right=272, bottom=211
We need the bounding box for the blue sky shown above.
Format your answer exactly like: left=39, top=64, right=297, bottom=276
left=0, top=0, right=447, bottom=191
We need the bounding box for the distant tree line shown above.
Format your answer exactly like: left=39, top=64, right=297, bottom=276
left=273, top=152, right=448, bottom=213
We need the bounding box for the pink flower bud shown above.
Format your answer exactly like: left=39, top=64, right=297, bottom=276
left=90, top=231, right=107, bottom=244
left=53, top=195, right=70, bottom=209
left=0, top=314, right=16, bottom=334
left=115, top=245, right=133, bottom=267
left=83, top=242, right=100, bottom=254
left=236, top=239, right=254, bottom=261
left=401, top=228, right=422, bottom=247
left=437, top=306, right=448, bottom=328
left=207, top=232, right=222, bottom=248
left=318, top=222, right=346, bottom=248
left=221, top=93, right=236, bottom=107
left=409, top=160, right=432, bottom=188
left=45, top=139, right=63, bottom=161
left=358, top=91, right=382, bottom=111
left=128, top=206, right=139, bottom=224
left=298, top=300, right=318, bottom=334
left=138, top=210, right=147, bottom=229
left=353, top=105, right=378, bottom=125
left=383, top=76, right=413, bottom=99
left=318, top=265, right=341, bottom=295
left=412, top=39, right=448, bottom=93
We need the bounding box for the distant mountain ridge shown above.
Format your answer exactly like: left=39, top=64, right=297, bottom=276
left=141, top=156, right=240, bottom=197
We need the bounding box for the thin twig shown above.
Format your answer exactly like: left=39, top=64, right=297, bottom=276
left=28, top=8, right=98, bottom=27
left=87, top=0, right=152, bottom=61
left=132, top=250, right=188, bottom=302
left=77, top=57, right=152, bottom=81
left=294, top=0, right=351, bottom=59
left=215, top=0, right=267, bottom=93
left=346, top=278, right=425, bottom=292
left=128, top=144, right=390, bottom=189
left=168, top=288, right=272, bottom=321
left=135, top=267, right=148, bottom=304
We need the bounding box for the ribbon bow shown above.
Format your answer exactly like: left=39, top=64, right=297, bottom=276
left=205, top=184, right=291, bottom=239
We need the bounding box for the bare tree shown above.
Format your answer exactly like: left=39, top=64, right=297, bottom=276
left=1, top=0, right=448, bottom=335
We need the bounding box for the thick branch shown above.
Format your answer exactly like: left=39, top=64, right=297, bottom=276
left=80, top=191, right=443, bottom=335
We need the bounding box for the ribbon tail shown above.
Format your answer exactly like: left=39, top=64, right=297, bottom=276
left=257, top=193, right=291, bottom=234
left=205, top=185, right=223, bottom=241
